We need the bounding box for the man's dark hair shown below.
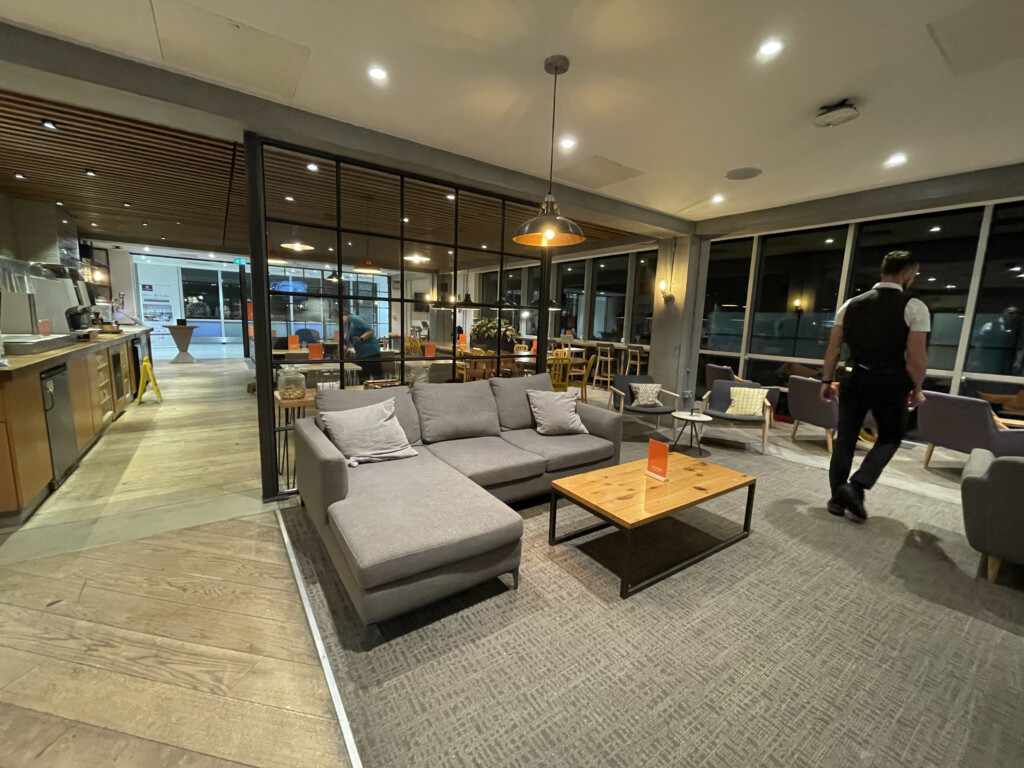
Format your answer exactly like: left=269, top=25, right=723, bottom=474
left=881, top=250, right=917, bottom=276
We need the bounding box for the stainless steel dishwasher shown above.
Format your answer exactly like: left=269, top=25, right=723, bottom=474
left=41, top=364, right=78, bottom=488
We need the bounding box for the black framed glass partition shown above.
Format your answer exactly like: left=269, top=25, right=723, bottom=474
left=702, top=238, right=752, bottom=353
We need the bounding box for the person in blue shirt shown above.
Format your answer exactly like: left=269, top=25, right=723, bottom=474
left=343, top=313, right=381, bottom=380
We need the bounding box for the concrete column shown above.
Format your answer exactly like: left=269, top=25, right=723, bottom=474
left=648, top=235, right=705, bottom=409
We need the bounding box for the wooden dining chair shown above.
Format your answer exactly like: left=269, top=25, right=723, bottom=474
left=568, top=354, right=596, bottom=403
left=514, top=343, right=530, bottom=353
left=624, top=345, right=645, bottom=375
left=551, top=348, right=570, bottom=358
left=547, top=356, right=570, bottom=392
left=593, top=343, right=616, bottom=390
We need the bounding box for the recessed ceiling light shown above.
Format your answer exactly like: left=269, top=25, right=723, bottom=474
left=368, top=65, right=388, bottom=81
left=61, top=219, right=68, bottom=224
left=328, top=247, right=334, bottom=252
left=825, top=238, right=834, bottom=244
left=883, top=152, right=907, bottom=168
left=758, top=39, right=783, bottom=58
left=639, top=259, right=645, bottom=264
left=402, top=217, right=409, bottom=223
left=285, top=195, right=295, bottom=202
left=160, top=236, right=166, bottom=240
left=55, top=201, right=63, bottom=206
left=448, top=250, right=454, bottom=255
left=85, top=169, right=96, bottom=177
left=927, top=277, right=936, bottom=282
left=13, top=173, right=25, bottom=180
left=90, top=222, right=97, bottom=227
left=208, top=253, right=215, bottom=258
left=711, top=194, right=724, bottom=204
left=404, top=254, right=431, bottom=264
left=599, top=263, right=605, bottom=268
left=142, top=222, right=148, bottom=227
left=1010, top=266, right=1022, bottom=272
left=306, top=162, right=319, bottom=172
left=144, top=246, right=150, bottom=252
left=446, top=193, right=455, bottom=201
left=347, top=241, right=353, bottom=246
left=1017, top=274, right=1024, bottom=279
left=41, top=119, right=57, bottom=131
left=481, top=245, right=487, bottom=249
left=176, top=221, right=181, bottom=225
left=946, top=284, right=956, bottom=289
left=929, top=225, right=941, bottom=232
left=567, top=267, right=573, bottom=272
left=559, top=136, right=576, bottom=151
left=123, top=202, right=131, bottom=207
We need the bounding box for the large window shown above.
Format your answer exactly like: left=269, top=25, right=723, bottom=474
left=702, top=239, right=752, bottom=353
left=181, top=267, right=220, bottom=319
left=851, top=208, right=984, bottom=370
left=555, top=260, right=585, bottom=336
left=630, top=251, right=657, bottom=343
left=965, top=202, right=1024, bottom=376
left=590, top=255, right=628, bottom=341
left=750, top=227, right=846, bottom=359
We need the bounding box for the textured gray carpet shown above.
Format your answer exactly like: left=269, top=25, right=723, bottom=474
left=282, top=436, right=1024, bottom=768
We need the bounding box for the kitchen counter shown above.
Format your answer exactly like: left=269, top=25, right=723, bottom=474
left=0, top=325, right=152, bottom=525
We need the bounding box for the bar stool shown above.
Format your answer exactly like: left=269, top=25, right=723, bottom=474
left=625, top=344, right=647, bottom=375
left=593, top=343, right=616, bottom=390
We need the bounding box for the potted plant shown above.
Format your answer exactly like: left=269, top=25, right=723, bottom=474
left=470, top=316, right=518, bottom=351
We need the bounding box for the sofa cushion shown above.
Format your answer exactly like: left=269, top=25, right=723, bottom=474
left=501, top=429, right=615, bottom=472
left=490, top=374, right=554, bottom=430
left=316, top=386, right=421, bottom=445
left=412, top=379, right=500, bottom=443
left=527, top=390, right=588, bottom=435
left=320, top=399, right=417, bottom=463
left=426, top=436, right=546, bottom=486
left=328, top=452, right=522, bottom=589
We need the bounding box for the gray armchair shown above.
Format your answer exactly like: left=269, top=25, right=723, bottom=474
left=918, top=391, right=1024, bottom=467
left=787, top=375, right=838, bottom=453
left=609, top=374, right=680, bottom=436
left=960, top=449, right=1024, bottom=582
left=706, top=363, right=739, bottom=390
left=701, top=379, right=780, bottom=455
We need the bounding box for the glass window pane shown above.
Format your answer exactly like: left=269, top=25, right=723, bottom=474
left=631, top=251, right=657, bottom=344
left=554, top=260, right=586, bottom=337
left=960, top=378, right=1024, bottom=418
left=456, top=248, right=500, bottom=309
left=458, top=192, right=502, bottom=252
left=181, top=267, right=221, bottom=320
left=591, top=255, right=628, bottom=342
left=503, top=201, right=540, bottom=256
left=703, top=239, right=752, bottom=352
left=341, top=165, right=401, bottom=237
left=405, top=178, right=456, bottom=244
left=965, top=202, right=1024, bottom=376
left=851, top=208, right=984, bottom=370
left=263, top=147, right=337, bottom=227
left=340, top=234, right=399, bottom=293
left=750, top=227, right=846, bottom=359
left=221, top=269, right=244, bottom=320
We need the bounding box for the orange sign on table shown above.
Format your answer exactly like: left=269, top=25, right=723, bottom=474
left=646, top=439, right=669, bottom=482
left=308, top=343, right=324, bottom=360
left=424, top=342, right=436, bottom=357
left=459, top=333, right=467, bottom=346
left=287, top=334, right=299, bottom=350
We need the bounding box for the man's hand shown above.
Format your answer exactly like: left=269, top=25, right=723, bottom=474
left=907, top=388, right=925, bottom=408
left=820, top=383, right=834, bottom=402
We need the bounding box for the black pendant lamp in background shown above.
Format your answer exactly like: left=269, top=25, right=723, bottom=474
left=513, top=55, right=586, bottom=248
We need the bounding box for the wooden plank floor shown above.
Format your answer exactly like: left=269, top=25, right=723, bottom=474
left=0, top=358, right=351, bottom=767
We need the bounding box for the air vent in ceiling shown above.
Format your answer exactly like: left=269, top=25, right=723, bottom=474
left=554, top=155, right=644, bottom=189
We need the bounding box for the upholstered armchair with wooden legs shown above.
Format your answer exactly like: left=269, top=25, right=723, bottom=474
left=608, top=374, right=680, bottom=439
left=918, top=391, right=1024, bottom=467
left=960, top=449, right=1024, bottom=583
left=787, top=375, right=838, bottom=453
left=700, top=379, right=779, bottom=455
left=568, top=354, right=596, bottom=403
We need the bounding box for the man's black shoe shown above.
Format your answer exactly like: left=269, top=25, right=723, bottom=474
left=827, top=495, right=846, bottom=516
left=835, top=482, right=867, bottom=522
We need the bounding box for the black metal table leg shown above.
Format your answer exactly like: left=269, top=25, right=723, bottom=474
left=743, top=481, right=755, bottom=533
left=548, top=490, right=613, bottom=546
left=619, top=527, right=634, bottom=599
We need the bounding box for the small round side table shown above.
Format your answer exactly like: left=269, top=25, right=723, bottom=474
left=671, top=411, right=713, bottom=451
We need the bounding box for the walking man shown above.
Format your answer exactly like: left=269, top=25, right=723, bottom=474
left=820, top=250, right=930, bottom=521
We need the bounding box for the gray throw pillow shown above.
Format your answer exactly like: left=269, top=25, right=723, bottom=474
left=526, top=390, right=588, bottom=436
left=320, top=398, right=418, bottom=464
left=630, top=382, right=663, bottom=407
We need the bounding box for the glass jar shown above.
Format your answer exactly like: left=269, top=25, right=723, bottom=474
left=277, top=368, right=306, bottom=400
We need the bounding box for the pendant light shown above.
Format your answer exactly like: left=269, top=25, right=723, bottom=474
left=280, top=226, right=313, bottom=252
left=353, top=236, right=382, bottom=275
left=513, top=55, right=585, bottom=248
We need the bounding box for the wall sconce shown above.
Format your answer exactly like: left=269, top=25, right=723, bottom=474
left=659, top=278, right=674, bottom=302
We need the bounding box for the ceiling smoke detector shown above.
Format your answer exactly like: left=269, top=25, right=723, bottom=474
left=814, top=99, right=860, bottom=128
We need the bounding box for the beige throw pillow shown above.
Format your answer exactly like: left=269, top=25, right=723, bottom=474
left=320, top=398, right=418, bottom=464
left=725, top=387, right=768, bottom=416
left=630, top=383, right=663, bottom=407
left=526, top=390, right=588, bottom=435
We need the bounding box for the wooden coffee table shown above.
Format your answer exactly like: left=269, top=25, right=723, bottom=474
left=549, top=454, right=755, bottom=598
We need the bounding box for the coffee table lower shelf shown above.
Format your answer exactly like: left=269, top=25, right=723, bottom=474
left=549, top=483, right=755, bottom=598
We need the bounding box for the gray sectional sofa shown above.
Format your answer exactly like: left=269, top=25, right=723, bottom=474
left=294, top=374, right=622, bottom=647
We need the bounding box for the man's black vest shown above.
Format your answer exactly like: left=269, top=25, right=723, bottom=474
left=842, top=287, right=911, bottom=371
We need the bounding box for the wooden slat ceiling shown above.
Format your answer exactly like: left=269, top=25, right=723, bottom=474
left=0, top=87, right=632, bottom=257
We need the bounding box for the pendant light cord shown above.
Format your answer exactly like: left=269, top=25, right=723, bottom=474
left=547, top=73, right=558, bottom=194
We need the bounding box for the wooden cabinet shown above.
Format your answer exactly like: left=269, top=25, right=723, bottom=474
left=0, top=423, right=18, bottom=514
left=68, top=355, right=98, bottom=451
left=2, top=372, right=53, bottom=508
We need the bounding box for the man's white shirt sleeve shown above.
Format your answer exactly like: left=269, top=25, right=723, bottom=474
left=905, top=298, right=931, bottom=332
left=834, top=300, right=851, bottom=326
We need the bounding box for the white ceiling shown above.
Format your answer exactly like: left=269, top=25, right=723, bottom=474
left=2, top=0, right=1024, bottom=222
